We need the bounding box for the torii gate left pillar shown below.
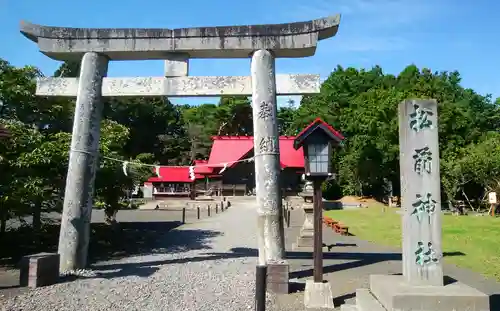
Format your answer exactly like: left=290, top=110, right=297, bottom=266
left=20, top=16, right=341, bottom=282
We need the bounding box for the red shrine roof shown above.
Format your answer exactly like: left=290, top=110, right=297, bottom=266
left=296, top=118, right=344, bottom=142
left=147, top=166, right=203, bottom=183
left=207, top=136, right=304, bottom=169
left=192, top=159, right=214, bottom=174
left=147, top=131, right=345, bottom=184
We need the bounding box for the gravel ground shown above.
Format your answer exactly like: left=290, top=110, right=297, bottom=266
left=1, top=201, right=278, bottom=311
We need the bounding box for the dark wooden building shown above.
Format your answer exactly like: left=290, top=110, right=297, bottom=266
left=145, top=136, right=312, bottom=198
left=202, top=136, right=306, bottom=196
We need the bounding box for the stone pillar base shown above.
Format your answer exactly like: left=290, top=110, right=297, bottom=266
left=20, top=253, right=60, bottom=288
left=266, top=261, right=289, bottom=294
left=304, top=280, right=335, bottom=309
left=293, top=232, right=313, bottom=248
left=342, top=274, right=490, bottom=311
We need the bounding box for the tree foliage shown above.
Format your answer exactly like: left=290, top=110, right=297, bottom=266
left=1, top=57, right=499, bottom=241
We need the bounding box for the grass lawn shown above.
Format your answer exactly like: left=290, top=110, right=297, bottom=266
left=324, top=203, right=500, bottom=282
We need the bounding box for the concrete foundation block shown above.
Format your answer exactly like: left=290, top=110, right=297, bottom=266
left=340, top=305, right=358, bottom=311
left=304, top=280, right=335, bottom=309
left=370, top=274, right=490, bottom=311
left=355, top=288, right=385, bottom=311
left=267, top=261, right=289, bottom=294
left=20, top=253, right=60, bottom=288
left=291, top=243, right=330, bottom=252
left=294, top=233, right=313, bottom=247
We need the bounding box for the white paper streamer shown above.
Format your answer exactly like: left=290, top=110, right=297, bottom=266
left=155, top=166, right=162, bottom=178
left=219, top=163, right=228, bottom=174
left=188, top=166, right=196, bottom=180
left=122, top=161, right=129, bottom=176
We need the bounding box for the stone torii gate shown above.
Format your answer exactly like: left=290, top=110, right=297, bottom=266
left=20, top=15, right=341, bottom=273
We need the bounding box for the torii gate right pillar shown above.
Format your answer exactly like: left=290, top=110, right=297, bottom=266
left=251, top=49, right=290, bottom=294
left=251, top=49, right=285, bottom=261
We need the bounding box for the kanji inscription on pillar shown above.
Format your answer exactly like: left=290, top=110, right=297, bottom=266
left=409, top=103, right=433, bottom=132
left=411, top=193, right=436, bottom=224
left=415, top=241, right=439, bottom=266
left=258, top=101, right=273, bottom=120
left=399, top=99, right=443, bottom=286
left=258, top=136, right=278, bottom=154
left=413, top=146, right=432, bottom=174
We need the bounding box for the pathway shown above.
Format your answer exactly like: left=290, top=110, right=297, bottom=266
left=274, top=207, right=500, bottom=310
left=3, top=203, right=499, bottom=311
left=1, top=202, right=269, bottom=311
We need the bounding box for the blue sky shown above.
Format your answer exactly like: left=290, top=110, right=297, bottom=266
left=0, top=0, right=499, bottom=107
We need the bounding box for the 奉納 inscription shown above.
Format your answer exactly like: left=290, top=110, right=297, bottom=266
left=258, top=136, right=278, bottom=154
left=258, top=101, right=273, bottom=120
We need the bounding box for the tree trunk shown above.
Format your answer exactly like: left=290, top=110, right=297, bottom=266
left=33, top=202, right=42, bottom=246
left=461, top=188, right=476, bottom=212
left=104, top=208, right=118, bottom=226
left=0, top=212, right=6, bottom=237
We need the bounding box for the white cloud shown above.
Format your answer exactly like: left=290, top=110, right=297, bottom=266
left=286, top=0, right=442, bottom=27
left=275, top=0, right=449, bottom=52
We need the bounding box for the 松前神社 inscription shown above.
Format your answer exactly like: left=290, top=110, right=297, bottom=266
left=411, top=193, right=436, bottom=223
left=415, top=241, right=439, bottom=266
left=409, top=104, right=433, bottom=132
left=413, top=146, right=432, bottom=174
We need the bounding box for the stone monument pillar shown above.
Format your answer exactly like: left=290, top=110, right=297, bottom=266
left=399, top=99, right=443, bottom=286
left=251, top=49, right=288, bottom=294
left=58, top=52, right=108, bottom=272
left=342, top=99, right=490, bottom=311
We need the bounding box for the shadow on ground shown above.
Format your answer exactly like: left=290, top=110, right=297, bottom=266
left=0, top=221, right=221, bottom=268
left=491, top=294, right=500, bottom=311
left=93, top=246, right=465, bottom=281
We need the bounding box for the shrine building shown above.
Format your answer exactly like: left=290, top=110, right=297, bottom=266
left=144, top=136, right=307, bottom=199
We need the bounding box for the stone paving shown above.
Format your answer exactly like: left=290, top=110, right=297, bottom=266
left=2, top=203, right=500, bottom=310
left=0, top=207, right=209, bottom=304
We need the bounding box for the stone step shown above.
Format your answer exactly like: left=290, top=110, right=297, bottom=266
left=340, top=304, right=358, bottom=311
left=356, top=288, right=386, bottom=311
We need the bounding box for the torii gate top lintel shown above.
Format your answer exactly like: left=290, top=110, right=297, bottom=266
left=19, top=14, right=340, bottom=61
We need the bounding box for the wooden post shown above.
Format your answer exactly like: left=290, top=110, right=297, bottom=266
left=190, top=182, right=196, bottom=200
left=208, top=205, right=211, bottom=217
left=182, top=207, right=186, bottom=224
left=255, top=265, right=267, bottom=311
left=313, top=179, right=323, bottom=283
left=488, top=192, right=497, bottom=216
left=197, top=206, right=200, bottom=219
